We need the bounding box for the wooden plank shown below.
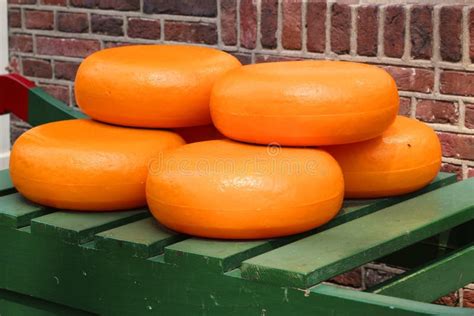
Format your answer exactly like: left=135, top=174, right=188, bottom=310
left=0, top=289, right=93, bottom=316
left=370, top=244, right=474, bottom=302
left=0, top=168, right=15, bottom=196
left=31, top=209, right=149, bottom=244
left=0, top=192, right=50, bottom=228
left=164, top=173, right=456, bottom=272
left=28, top=88, right=86, bottom=126
left=0, top=227, right=469, bottom=316
left=95, top=217, right=186, bottom=258
left=240, top=178, right=474, bottom=288
left=165, top=239, right=282, bottom=272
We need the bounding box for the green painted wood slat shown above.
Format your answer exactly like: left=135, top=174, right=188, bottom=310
left=31, top=209, right=149, bottom=244
left=0, top=169, right=15, bottom=196
left=27, top=88, right=86, bottom=126
left=370, top=243, right=474, bottom=302
left=0, top=193, right=50, bottom=228
left=95, top=217, right=186, bottom=258
left=240, top=178, right=474, bottom=288
left=164, top=173, right=456, bottom=272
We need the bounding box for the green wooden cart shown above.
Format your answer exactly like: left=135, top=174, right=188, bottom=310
left=0, top=74, right=473, bottom=315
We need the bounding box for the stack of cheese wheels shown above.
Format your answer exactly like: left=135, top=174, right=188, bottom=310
left=11, top=45, right=241, bottom=211
left=147, top=59, right=441, bottom=239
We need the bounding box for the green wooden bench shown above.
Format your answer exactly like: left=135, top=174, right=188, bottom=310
left=0, top=74, right=473, bottom=315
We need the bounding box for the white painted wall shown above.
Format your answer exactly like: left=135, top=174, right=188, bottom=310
left=0, top=0, right=10, bottom=170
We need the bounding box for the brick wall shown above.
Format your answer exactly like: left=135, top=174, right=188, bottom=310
left=5, top=0, right=474, bottom=307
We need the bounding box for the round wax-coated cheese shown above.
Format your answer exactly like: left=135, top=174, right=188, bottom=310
left=75, top=45, right=242, bottom=128
left=10, top=119, right=185, bottom=211
left=323, top=116, right=442, bottom=198
left=210, top=60, right=399, bottom=146
left=146, top=140, right=344, bottom=239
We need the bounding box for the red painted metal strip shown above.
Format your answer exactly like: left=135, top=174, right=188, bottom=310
left=0, top=74, right=35, bottom=121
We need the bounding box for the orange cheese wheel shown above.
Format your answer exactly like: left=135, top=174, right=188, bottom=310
left=75, top=45, right=242, bottom=128
left=323, top=116, right=442, bottom=198
left=172, top=125, right=226, bottom=143
left=146, top=140, right=344, bottom=239
left=210, top=60, right=399, bottom=146
left=10, top=119, right=185, bottom=211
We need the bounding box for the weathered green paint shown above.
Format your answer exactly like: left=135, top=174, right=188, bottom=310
left=241, top=178, right=474, bottom=288
left=27, top=88, right=86, bottom=126
left=31, top=209, right=149, bottom=244
left=0, top=193, right=50, bottom=228
left=0, top=169, right=15, bottom=196
left=371, top=244, right=474, bottom=302
left=164, top=173, right=456, bottom=272
left=0, top=289, right=94, bottom=316
left=95, top=217, right=186, bottom=258
left=0, top=226, right=471, bottom=315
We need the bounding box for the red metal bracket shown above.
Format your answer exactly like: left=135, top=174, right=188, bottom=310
left=0, top=74, right=36, bottom=121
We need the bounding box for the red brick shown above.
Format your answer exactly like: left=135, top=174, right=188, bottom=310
left=255, top=55, right=304, bottom=63
left=164, top=21, right=217, bottom=45
left=98, top=0, right=140, bottom=11
left=382, top=66, right=434, bottom=93
left=220, top=0, right=237, bottom=46
left=143, top=0, right=216, bottom=16
left=70, top=0, right=97, bottom=8
left=468, top=169, right=474, bottom=179
left=306, top=1, right=326, bottom=53
left=330, top=268, right=362, bottom=288
left=91, top=14, right=124, bottom=36
left=104, top=41, right=135, bottom=48
left=470, top=9, right=474, bottom=62
left=260, top=0, right=278, bottom=49
left=57, top=12, right=89, bottom=33
left=384, top=5, right=405, bottom=58
left=25, top=10, right=54, bottom=30
left=9, top=35, right=33, bottom=53
left=8, top=9, right=21, bottom=28
left=437, top=132, right=474, bottom=160
left=441, top=163, right=463, bottom=180
left=331, top=3, right=351, bottom=54
left=365, top=267, right=401, bottom=288
left=54, top=61, right=80, bottom=81
left=433, top=292, right=459, bottom=307
left=240, top=0, right=257, bottom=49
left=440, top=71, right=474, bottom=97
left=466, top=104, right=474, bottom=129
left=36, top=37, right=100, bottom=58
left=127, top=18, right=161, bottom=40
left=357, top=5, right=378, bottom=56
left=440, top=6, right=462, bottom=62
left=282, top=0, right=302, bottom=50
left=22, top=59, right=52, bottom=79
left=410, top=5, right=433, bottom=60
left=398, top=97, right=411, bottom=117
left=41, top=0, right=67, bottom=5
left=465, top=288, right=474, bottom=308
left=415, top=100, right=458, bottom=124
left=38, top=83, right=70, bottom=104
